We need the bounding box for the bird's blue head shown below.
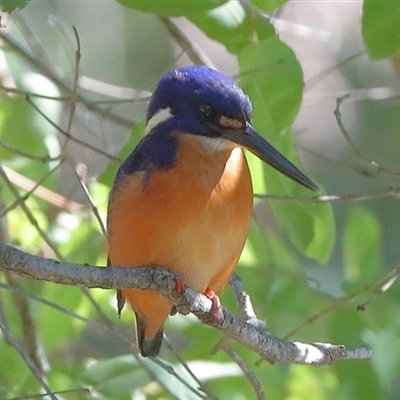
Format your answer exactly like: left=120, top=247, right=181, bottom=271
left=146, top=66, right=252, bottom=137
left=146, top=66, right=316, bottom=191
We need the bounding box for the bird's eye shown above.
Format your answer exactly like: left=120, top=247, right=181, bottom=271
left=199, top=104, right=214, bottom=121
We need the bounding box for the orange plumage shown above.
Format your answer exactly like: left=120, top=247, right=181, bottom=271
left=108, top=135, right=252, bottom=355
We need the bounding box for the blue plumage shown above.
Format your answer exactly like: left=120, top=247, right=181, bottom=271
left=117, top=132, right=178, bottom=178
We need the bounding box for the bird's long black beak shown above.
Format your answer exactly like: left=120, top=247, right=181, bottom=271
left=220, top=123, right=318, bottom=191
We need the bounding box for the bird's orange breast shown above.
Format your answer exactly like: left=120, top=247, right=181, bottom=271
left=108, top=133, right=253, bottom=337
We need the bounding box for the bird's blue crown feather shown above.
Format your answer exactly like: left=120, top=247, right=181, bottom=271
left=147, top=66, right=252, bottom=125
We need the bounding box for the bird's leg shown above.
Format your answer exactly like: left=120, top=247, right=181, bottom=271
left=175, top=277, right=185, bottom=294
left=203, top=288, right=221, bottom=318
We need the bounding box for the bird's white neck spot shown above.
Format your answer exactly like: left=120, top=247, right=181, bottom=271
left=145, top=107, right=173, bottom=134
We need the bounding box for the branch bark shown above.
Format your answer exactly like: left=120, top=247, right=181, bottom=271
left=0, top=241, right=372, bottom=365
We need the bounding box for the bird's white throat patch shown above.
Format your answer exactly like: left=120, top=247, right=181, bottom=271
left=145, top=108, right=173, bottom=134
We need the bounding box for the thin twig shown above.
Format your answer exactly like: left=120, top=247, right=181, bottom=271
left=0, top=164, right=64, bottom=259
left=0, top=85, right=71, bottom=100
left=284, top=267, right=400, bottom=339
left=163, top=337, right=218, bottom=400
left=153, top=358, right=209, bottom=400
left=253, top=187, right=400, bottom=203
left=59, top=26, right=81, bottom=156
left=334, top=94, right=400, bottom=178
left=25, top=95, right=121, bottom=161
left=6, top=388, right=91, bottom=400
left=224, top=345, right=266, bottom=400
left=0, top=29, right=134, bottom=128
left=160, top=18, right=215, bottom=68
left=0, top=139, right=61, bottom=163
left=13, top=13, right=54, bottom=70
left=0, top=281, right=110, bottom=332
left=73, top=166, right=107, bottom=237
left=0, top=299, right=57, bottom=400
left=0, top=163, right=83, bottom=219
left=306, top=52, right=365, bottom=90
left=230, top=273, right=266, bottom=330
left=6, top=274, right=48, bottom=375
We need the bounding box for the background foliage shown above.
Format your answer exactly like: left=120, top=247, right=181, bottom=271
left=0, top=0, right=400, bottom=399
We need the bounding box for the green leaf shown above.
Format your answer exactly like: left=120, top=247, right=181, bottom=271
left=288, top=364, right=337, bottom=399
left=362, top=0, right=400, bottom=59
left=1, top=0, right=29, bottom=12
left=250, top=136, right=334, bottom=262
left=252, top=0, right=288, bottom=13
left=343, top=206, right=383, bottom=284
left=331, top=308, right=382, bottom=400
left=37, top=284, right=84, bottom=350
left=82, top=355, right=139, bottom=384
left=269, top=163, right=334, bottom=262
left=190, top=0, right=275, bottom=54
left=238, top=37, right=334, bottom=261
left=117, top=0, right=227, bottom=17
left=142, top=358, right=241, bottom=400
left=238, top=36, right=303, bottom=133
left=82, top=355, right=149, bottom=399
left=7, top=198, right=49, bottom=250
left=0, top=343, right=35, bottom=396
left=365, top=310, right=400, bottom=390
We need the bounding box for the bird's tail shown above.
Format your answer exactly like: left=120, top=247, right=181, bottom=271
left=135, top=313, right=164, bottom=357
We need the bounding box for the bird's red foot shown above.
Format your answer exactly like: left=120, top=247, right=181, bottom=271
left=175, top=277, right=185, bottom=294
left=203, top=288, right=221, bottom=318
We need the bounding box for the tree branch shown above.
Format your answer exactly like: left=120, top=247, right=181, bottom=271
left=0, top=241, right=372, bottom=365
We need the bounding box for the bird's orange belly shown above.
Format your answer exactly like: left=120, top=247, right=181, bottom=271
left=108, top=142, right=253, bottom=336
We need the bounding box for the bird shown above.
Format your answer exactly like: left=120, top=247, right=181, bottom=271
left=107, top=65, right=317, bottom=358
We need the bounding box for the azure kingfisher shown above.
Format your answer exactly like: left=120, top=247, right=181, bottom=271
left=107, top=66, right=316, bottom=358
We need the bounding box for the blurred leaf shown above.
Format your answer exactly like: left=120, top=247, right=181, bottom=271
left=251, top=0, right=288, bottom=13
left=82, top=355, right=149, bottom=399
left=250, top=143, right=334, bottom=262
left=362, top=0, right=400, bottom=59
left=0, top=96, right=53, bottom=181
left=0, top=343, right=36, bottom=397
left=331, top=308, right=382, bottom=400
left=190, top=0, right=275, bottom=54
left=237, top=37, right=336, bottom=262
left=7, top=198, right=49, bottom=250
left=288, top=365, right=338, bottom=399
left=142, top=358, right=242, bottom=400
left=239, top=36, right=303, bottom=133
left=242, top=220, right=297, bottom=270
left=365, top=309, right=400, bottom=390
left=264, top=271, right=326, bottom=337
left=57, top=217, right=106, bottom=265
left=37, top=284, right=84, bottom=350
left=117, top=0, right=227, bottom=16
left=82, top=355, right=139, bottom=384
left=241, top=220, right=270, bottom=267
left=343, top=207, right=383, bottom=285
left=0, top=0, right=30, bottom=12
left=239, top=36, right=304, bottom=135
left=0, top=71, right=61, bottom=190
